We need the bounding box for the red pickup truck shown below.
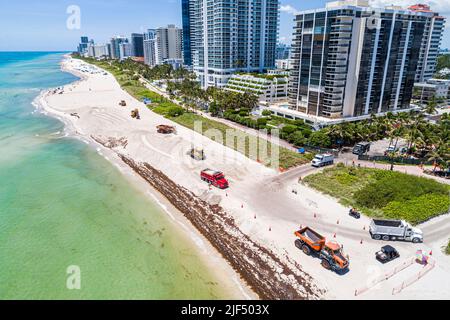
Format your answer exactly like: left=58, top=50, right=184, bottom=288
left=201, top=169, right=229, bottom=189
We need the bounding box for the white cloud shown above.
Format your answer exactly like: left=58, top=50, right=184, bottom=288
left=280, top=4, right=301, bottom=16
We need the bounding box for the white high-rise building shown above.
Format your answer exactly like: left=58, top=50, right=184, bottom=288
left=156, top=25, right=183, bottom=63
left=144, top=29, right=158, bottom=67
left=184, top=0, right=280, bottom=88
left=119, top=43, right=133, bottom=61
left=87, top=43, right=110, bottom=58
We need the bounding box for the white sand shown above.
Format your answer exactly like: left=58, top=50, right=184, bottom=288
left=37, top=56, right=450, bottom=300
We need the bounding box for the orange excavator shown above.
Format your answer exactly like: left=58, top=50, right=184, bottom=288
left=295, top=227, right=349, bottom=273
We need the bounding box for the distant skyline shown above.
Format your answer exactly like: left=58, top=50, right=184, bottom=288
left=0, top=0, right=449, bottom=51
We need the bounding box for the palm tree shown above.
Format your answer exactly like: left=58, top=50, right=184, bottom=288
left=427, top=148, right=446, bottom=172
left=424, top=95, right=438, bottom=115
left=327, top=125, right=347, bottom=147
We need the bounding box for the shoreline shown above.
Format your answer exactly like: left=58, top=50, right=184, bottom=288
left=34, top=55, right=321, bottom=300
left=33, top=57, right=257, bottom=300
left=28, top=54, right=450, bottom=300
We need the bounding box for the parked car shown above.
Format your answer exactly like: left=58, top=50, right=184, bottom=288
left=353, top=142, right=371, bottom=155
left=376, top=245, right=400, bottom=263
left=386, top=145, right=397, bottom=153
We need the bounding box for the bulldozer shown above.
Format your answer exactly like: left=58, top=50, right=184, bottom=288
left=190, top=148, right=205, bottom=161
left=131, top=109, right=140, bottom=120
left=157, top=125, right=176, bottom=134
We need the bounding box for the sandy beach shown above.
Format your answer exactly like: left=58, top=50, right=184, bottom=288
left=36, top=56, right=450, bottom=300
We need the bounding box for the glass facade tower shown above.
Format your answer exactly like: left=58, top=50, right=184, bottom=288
left=182, top=0, right=192, bottom=66
left=289, top=0, right=430, bottom=119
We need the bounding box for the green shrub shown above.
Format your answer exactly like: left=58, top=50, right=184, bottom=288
left=257, top=118, right=269, bottom=127
left=308, top=131, right=331, bottom=148
left=167, top=106, right=185, bottom=117
left=354, top=172, right=448, bottom=209
left=382, top=194, right=450, bottom=225
left=239, top=110, right=250, bottom=117
left=262, top=110, right=272, bottom=117
left=288, top=131, right=306, bottom=146
left=281, top=124, right=298, bottom=135
left=446, top=240, right=450, bottom=255
left=304, top=166, right=450, bottom=224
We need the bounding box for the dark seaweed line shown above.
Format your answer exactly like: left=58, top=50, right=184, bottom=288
left=118, top=154, right=319, bottom=300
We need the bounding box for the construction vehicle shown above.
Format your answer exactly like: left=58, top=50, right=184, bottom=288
left=369, top=219, right=423, bottom=243
left=201, top=169, right=229, bottom=189
left=157, top=125, right=176, bottom=134
left=294, top=227, right=349, bottom=272
left=353, top=142, right=371, bottom=155
left=119, top=100, right=127, bottom=107
left=190, top=148, right=205, bottom=161
left=348, top=208, right=361, bottom=219
left=311, top=154, right=334, bottom=167
left=131, top=109, right=140, bottom=119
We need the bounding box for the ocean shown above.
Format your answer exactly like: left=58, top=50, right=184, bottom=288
left=0, top=52, right=234, bottom=299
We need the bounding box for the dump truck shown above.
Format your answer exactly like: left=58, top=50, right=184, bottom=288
left=369, top=219, right=423, bottom=243
left=157, top=125, right=176, bottom=134
left=201, top=169, right=229, bottom=189
left=311, top=154, right=334, bottom=167
left=294, top=227, right=349, bottom=272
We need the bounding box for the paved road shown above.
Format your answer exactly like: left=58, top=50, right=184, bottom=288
left=251, top=162, right=450, bottom=246
left=141, top=78, right=450, bottom=246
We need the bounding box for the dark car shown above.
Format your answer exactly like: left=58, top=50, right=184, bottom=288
left=352, top=142, right=371, bottom=155
left=376, top=245, right=400, bottom=264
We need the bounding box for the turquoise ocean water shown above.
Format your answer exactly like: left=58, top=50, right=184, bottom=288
left=0, top=52, right=233, bottom=299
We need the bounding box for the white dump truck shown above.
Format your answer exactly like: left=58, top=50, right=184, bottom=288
left=311, top=154, right=335, bottom=168
left=369, top=219, right=423, bottom=243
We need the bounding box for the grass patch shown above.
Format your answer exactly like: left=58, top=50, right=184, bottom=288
left=303, top=164, right=450, bottom=224
left=74, top=57, right=310, bottom=169
left=153, top=106, right=310, bottom=168
left=446, top=240, right=450, bottom=255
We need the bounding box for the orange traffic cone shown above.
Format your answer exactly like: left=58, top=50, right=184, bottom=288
left=429, top=250, right=433, bottom=256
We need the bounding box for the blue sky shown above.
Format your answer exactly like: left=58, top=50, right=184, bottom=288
left=0, top=0, right=448, bottom=51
